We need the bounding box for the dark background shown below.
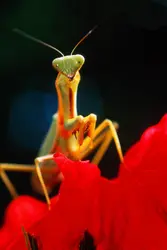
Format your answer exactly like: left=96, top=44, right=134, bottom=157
left=0, top=0, right=167, bottom=221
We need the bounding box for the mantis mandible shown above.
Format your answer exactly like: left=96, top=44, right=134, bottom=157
left=0, top=27, right=123, bottom=208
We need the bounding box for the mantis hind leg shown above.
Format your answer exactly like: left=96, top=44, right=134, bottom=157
left=0, top=167, right=18, bottom=198
left=79, top=119, right=123, bottom=165
left=0, top=163, right=45, bottom=199
left=0, top=161, right=57, bottom=207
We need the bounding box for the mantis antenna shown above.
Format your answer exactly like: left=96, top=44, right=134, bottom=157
left=13, top=28, right=64, bottom=57
left=71, top=25, right=98, bottom=55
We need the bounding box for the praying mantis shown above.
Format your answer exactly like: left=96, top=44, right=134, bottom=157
left=0, top=27, right=123, bottom=208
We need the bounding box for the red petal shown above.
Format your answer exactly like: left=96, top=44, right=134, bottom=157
left=7, top=154, right=101, bottom=250
left=0, top=196, right=48, bottom=248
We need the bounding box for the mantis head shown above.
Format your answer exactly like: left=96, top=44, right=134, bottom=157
left=13, top=26, right=97, bottom=80
left=52, top=54, right=85, bottom=79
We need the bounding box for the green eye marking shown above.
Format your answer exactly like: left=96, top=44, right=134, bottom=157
left=13, top=25, right=97, bottom=79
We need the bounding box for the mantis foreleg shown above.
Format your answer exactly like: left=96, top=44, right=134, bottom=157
left=79, top=119, right=122, bottom=165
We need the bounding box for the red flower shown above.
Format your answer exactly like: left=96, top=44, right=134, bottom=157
left=0, top=196, right=50, bottom=248
left=119, top=113, right=167, bottom=210
left=5, top=154, right=101, bottom=250
left=89, top=114, right=167, bottom=249
left=4, top=114, right=167, bottom=250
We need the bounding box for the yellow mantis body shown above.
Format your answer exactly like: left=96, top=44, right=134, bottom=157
left=0, top=28, right=123, bottom=208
